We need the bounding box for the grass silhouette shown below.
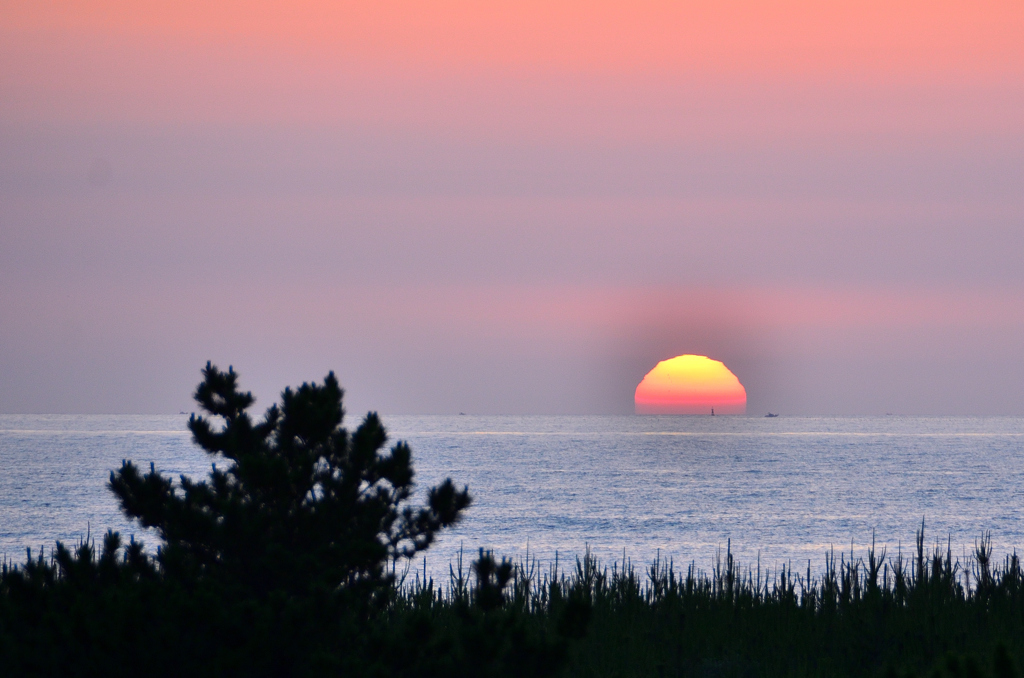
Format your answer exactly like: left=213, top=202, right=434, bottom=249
left=397, top=525, right=1024, bottom=677
left=1, top=364, right=1022, bottom=675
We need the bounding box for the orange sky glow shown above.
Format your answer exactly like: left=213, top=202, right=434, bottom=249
left=6, top=1, right=1023, bottom=78
left=3, top=1, right=1023, bottom=128
left=1, top=2, right=1023, bottom=414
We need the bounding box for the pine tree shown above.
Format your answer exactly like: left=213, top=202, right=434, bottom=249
left=109, top=362, right=471, bottom=601
left=0, top=364, right=583, bottom=676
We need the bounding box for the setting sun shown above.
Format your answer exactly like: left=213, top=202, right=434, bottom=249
left=635, top=355, right=746, bottom=415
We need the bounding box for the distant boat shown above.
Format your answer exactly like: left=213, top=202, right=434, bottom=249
left=765, top=413, right=779, bottom=418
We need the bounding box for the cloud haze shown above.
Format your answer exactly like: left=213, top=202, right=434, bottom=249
left=1, top=1, right=1022, bottom=414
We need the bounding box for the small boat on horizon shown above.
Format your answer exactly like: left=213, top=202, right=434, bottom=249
left=765, top=412, right=779, bottom=418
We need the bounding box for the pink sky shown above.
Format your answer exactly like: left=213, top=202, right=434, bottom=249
left=2, top=2, right=1023, bottom=414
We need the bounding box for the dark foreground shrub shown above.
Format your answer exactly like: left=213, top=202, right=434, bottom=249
left=5, top=363, right=1024, bottom=676
left=0, top=364, right=583, bottom=677
left=486, top=534, right=1024, bottom=678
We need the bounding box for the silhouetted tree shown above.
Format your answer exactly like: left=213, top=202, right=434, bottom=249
left=109, top=362, right=471, bottom=603
left=0, top=364, right=587, bottom=677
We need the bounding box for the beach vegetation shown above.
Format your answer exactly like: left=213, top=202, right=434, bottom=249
left=1, top=366, right=1023, bottom=676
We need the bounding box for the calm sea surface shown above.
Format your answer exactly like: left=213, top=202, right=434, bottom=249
left=2, top=415, right=1023, bottom=576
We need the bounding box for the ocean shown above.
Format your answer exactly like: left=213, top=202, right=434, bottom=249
left=2, top=414, right=1023, bottom=578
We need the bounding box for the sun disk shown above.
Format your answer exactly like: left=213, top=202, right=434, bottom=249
left=635, top=355, right=746, bottom=415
